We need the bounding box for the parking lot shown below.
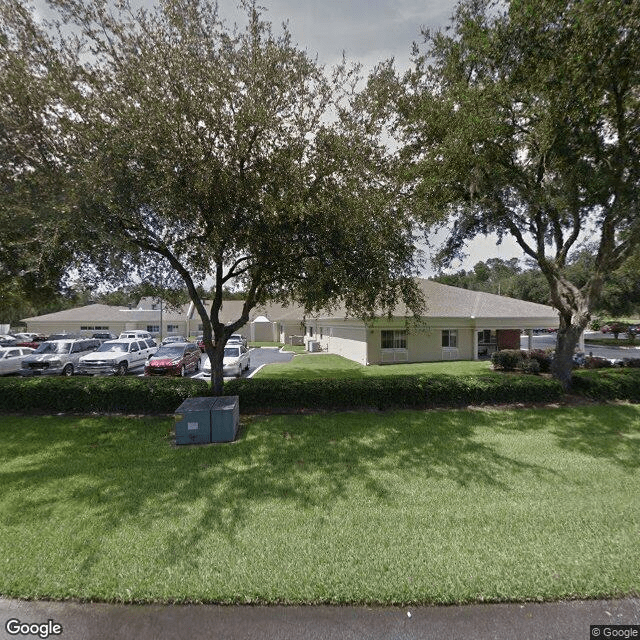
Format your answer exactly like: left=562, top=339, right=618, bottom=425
left=190, top=346, right=294, bottom=380
left=521, top=331, right=640, bottom=361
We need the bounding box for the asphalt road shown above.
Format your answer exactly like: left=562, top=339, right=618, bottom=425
left=2, top=596, right=638, bottom=640
left=521, top=331, right=640, bottom=362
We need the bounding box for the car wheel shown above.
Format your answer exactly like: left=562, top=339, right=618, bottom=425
left=194, top=359, right=200, bottom=372
left=117, top=362, right=128, bottom=376
left=245, top=360, right=250, bottom=371
left=62, top=364, right=73, bottom=377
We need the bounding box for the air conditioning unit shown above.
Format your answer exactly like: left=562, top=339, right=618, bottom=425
left=307, top=340, right=322, bottom=352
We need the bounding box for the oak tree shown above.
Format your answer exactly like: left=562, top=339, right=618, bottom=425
left=381, top=0, right=640, bottom=388
left=5, top=0, right=422, bottom=393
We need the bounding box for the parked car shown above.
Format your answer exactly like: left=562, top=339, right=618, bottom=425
left=227, top=333, right=248, bottom=347
left=0, top=347, right=35, bottom=375
left=144, top=342, right=201, bottom=376
left=78, top=338, right=157, bottom=376
left=119, top=330, right=152, bottom=340
left=15, top=336, right=46, bottom=349
left=202, top=345, right=250, bottom=377
left=20, top=339, right=100, bottom=376
left=0, top=335, right=18, bottom=347
left=160, top=335, right=188, bottom=346
left=91, top=332, right=118, bottom=342
left=12, top=332, right=39, bottom=341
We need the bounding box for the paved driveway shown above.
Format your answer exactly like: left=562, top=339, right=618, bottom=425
left=521, top=332, right=640, bottom=361
left=191, top=346, right=294, bottom=381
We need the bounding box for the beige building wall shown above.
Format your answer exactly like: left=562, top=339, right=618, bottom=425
left=251, top=320, right=277, bottom=342
left=366, top=320, right=475, bottom=365
left=25, top=320, right=128, bottom=336
left=309, top=321, right=367, bottom=365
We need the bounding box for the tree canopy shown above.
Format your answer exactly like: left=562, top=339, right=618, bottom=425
left=2, top=0, right=423, bottom=392
left=376, top=0, right=640, bottom=387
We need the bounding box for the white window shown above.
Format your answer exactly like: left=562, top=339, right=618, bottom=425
left=147, top=325, right=160, bottom=333
left=442, top=330, right=458, bottom=348
left=167, top=324, right=180, bottom=333
left=381, top=330, right=407, bottom=349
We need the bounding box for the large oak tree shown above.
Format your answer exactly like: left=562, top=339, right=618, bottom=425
left=4, top=0, right=423, bottom=393
left=375, top=0, right=640, bottom=388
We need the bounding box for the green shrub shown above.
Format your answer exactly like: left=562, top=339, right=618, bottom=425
left=521, top=359, right=541, bottom=375
left=527, top=349, right=553, bottom=373
left=224, top=374, right=563, bottom=411
left=491, top=349, right=524, bottom=371
left=572, top=369, right=640, bottom=402
left=0, top=377, right=209, bottom=414
left=584, top=356, right=614, bottom=369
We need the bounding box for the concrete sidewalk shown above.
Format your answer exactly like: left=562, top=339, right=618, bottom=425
left=1, top=597, right=638, bottom=640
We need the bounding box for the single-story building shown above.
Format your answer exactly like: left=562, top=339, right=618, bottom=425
left=21, top=279, right=561, bottom=364
left=299, top=279, right=560, bottom=365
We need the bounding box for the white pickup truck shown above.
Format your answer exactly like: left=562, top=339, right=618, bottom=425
left=77, top=338, right=157, bottom=376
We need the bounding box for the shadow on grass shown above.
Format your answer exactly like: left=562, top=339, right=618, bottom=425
left=0, top=411, right=558, bottom=552
left=550, top=404, right=640, bottom=470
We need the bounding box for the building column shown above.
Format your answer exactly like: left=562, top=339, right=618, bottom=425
left=473, top=329, right=479, bottom=360
left=527, top=329, right=533, bottom=351
left=579, top=330, right=585, bottom=352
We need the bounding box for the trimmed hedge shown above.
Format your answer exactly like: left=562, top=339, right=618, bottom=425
left=571, top=369, right=640, bottom=403
left=3, top=369, right=638, bottom=415
left=0, top=376, right=209, bottom=414
left=224, top=373, right=563, bottom=412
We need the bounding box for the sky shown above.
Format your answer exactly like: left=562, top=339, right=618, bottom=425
left=32, top=0, right=528, bottom=277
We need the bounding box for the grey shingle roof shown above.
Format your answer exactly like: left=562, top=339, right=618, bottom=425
left=21, top=280, right=558, bottom=325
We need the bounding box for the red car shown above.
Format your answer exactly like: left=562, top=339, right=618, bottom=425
left=144, top=342, right=201, bottom=376
left=15, top=335, right=47, bottom=349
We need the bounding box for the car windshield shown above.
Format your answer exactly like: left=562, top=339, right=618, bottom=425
left=34, top=341, right=72, bottom=354
left=154, top=346, right=184, bottom=358
left=96, top=342, right=128, bottom=353
left=224, top=347, right=240, bottom=358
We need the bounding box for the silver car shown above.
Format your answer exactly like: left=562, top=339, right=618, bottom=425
left=203, top=345, right=250, bottom=377
left=20, top=339, right=99, bottom=376
left=0, top=347, right=35, bottom=375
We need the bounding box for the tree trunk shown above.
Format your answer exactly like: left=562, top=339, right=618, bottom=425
left=208, top=340, right=226, bottom=397
left=550, top=320, right=585, bottom=391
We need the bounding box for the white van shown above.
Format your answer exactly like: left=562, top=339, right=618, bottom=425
left=118, top=330, right=152, bottom=340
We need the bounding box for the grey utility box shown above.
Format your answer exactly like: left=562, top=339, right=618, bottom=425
left=174, top=397, right=217, bottom=445
left=211, top=396, right=240, bottom=443
left=174, top=396, right=240, bottom=445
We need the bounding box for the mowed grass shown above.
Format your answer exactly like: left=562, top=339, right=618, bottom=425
left=0, top=405, right=639, bottom=604
left=255, top=353, right=494, bottom=379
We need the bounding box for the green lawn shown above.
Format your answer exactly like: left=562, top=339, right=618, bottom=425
left=255, top=354, right=493, bottom=379
left=1, top=405, right=638, bottom=604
